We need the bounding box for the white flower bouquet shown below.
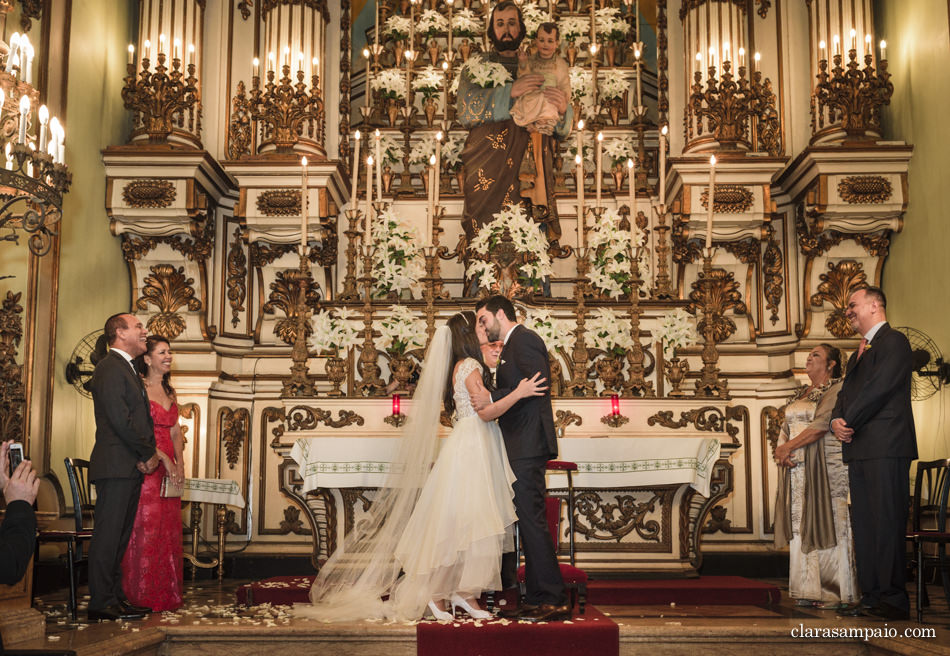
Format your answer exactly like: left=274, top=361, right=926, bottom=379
left=416, top=9, right=449, bottom=39
left=378, top=304, right=427, bottom=355
left=587, top=208, right=648, bottom=299
left=598, top=68, right=629, bottom=100
left=655, top=308, right=697, bottom=359
left=569, top=66, right=595, bottom=116
left=558, top=16, right=589, bottom=42
left=586, top=307, right=634, bottom=357
left=408, top=135, right=440, bottom=166
left=377, top=133, right=402, bottom=166
left=412, top=65, right=445, bottom=99
left=567, top=142, right=595, bottom=169
left=460, top=55, right=513, bottom=89
left=371, top=207, right=425, bottom=299
left=522, top=2, right=553, bottom=39
left=310, top=307, right=361, bottom=354
left=467, top=204, right=553, bottom=294
left=524, top=307, right=574, bottom=354
left=442, top=132, right=466, bottom=170
left=595, top=7, right=630, bottom=43
left=385, top=15, right=413, bottom=41
left=372, top=67, right=407, bottom=100
left=452, top=9, right=482, bottom=38
left=603, top=137, right=636, bottom=167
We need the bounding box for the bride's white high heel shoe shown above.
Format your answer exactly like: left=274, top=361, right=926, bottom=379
left=450, top=593, right=491, bottom=620
left=427, top=600, right=453, bottom=621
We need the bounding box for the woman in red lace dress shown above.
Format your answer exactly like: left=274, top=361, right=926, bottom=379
left=121, top=335, right=185, bottom=611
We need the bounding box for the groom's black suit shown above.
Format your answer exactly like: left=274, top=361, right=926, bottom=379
left=831, top=322, right=917, bottom=612
left=88, top=350, right=156, bottom=612
left=492, top=324, right=566, bottom=606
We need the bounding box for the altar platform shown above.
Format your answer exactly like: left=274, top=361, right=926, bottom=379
left=8, top=578, right=949, bottom=656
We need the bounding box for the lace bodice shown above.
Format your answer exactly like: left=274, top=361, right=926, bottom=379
left=453, top=358, right=483, bottom=419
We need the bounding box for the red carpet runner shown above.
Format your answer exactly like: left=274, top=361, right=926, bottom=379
left=416, top=605, right=618, bottom=656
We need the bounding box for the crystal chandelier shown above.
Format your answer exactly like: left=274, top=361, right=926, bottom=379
left=0, top=11, right=71, bottom=257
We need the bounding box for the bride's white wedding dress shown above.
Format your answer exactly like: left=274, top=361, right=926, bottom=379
left=391, top=357, right=516, bottom=617
left=295, top=341, right=516, bottom=622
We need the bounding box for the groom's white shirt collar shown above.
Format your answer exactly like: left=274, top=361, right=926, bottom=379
left=502, top=324, right=518, bottom=345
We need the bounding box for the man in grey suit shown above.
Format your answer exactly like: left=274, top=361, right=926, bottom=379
left=831, top=287, right=918, bottom=620
left=87, top=313, right=159, bottom=622
left=475, top=295, right=568, bottom=622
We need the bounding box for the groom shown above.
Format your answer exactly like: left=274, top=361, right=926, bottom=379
left=474, top=295, right=569, bottom=622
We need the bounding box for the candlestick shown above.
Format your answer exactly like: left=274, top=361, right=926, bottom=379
left=818, top=40, right=825, bottom=61
left=173, top=38, right=181, bottom=61
left=635, top=47, right=643, bottom=108
left=595, top=131, right=603, bottom=207
left=753, top=51, right=761, bottom=71
left=627, top=158, right=635, bottom=213
left=38, top=105, right=49, bottom=152
left=365, top=155, right=374, bottom=239
left=447, top=0, right=454, bottom=56
left=404, top=49, right=414, bottom=105
left=144, top=39, right=151, bottom=61
left=441, top=61, right=449, bottom=117
left=706, top=155, right=716, bottom=249
left=301, top=157, right=309, bottom=252
left=17, top=95, right=29, bottom=145
left=738, top=47, right=745, bottom=67
left=880, top=40, right=887, bottom=60
left=864, top=33, right=871, bottom=59
left=576, top=154, right=585, bottom=246
left=850, top=28, right=857, bottom=51
left=351, top=131, right=361, bottom=203
left=159, top=33, right=166, bottom=55
left=127, top=44, right=135, bottom=65
left=188, top=44, right=195, bottom=67
left=434, top=131, right=443, bottom=228
left=635, top=0, right=640, bottom=43
left=253, top=57, right=260, bottom=77
left=723, top=41, right=730, bottom=63
left=427, top=153, right=436, bottom=246
left=833, top=35, right=840, bottom=56
left=363, top=48, right=372, bottom=112
left=375, top=0, right=380, bottom=47
left=659, top=125, right=667, bottom=207
left=374, top=129, right=383, bottom=202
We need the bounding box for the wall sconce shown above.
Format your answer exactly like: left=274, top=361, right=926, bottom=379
left=384, top=393, right=407, bottom=427
left=601, top=394, right=629, bottom=428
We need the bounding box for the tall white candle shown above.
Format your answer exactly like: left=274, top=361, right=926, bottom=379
left=427, top=153, right=436, bottom=246
left=576, top=154, right=585, bottom=246
left=434, top=131, right=443, bottom=228
left=595, top=131, right=604, bottom=207
left=635, top=48, right=643, bottom=108
left=127, top=44, right=135, bottom=65
left=17, top=95, right=30, bottom=145
left=447, top=0, right=454, bottom=55
left=659, top=125, right=667, bottom=207
left=364, top=155, right=374, bottom=239
left=300, top=157, right=309, bottom=252
left=880, top=40, right=887, bottom=60
left=38, top=105, right=49, bottom=152
left=627, top=158, right=635, bottom=214
left=351, top=131, right=361, bottom=203
left=374, top=129, right=383, bottom=202
left=706, top=155, right=716, bottom=249
left=441, top=61, right=449, bottom=116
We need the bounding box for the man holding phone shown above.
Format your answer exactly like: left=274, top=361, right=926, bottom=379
left=1, top=439, right=40, bottom=586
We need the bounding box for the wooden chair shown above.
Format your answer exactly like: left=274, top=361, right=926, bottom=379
left=906, top=458, right=950, bottom=623
left=517, top=460, right=588, bottom=613
left=36, top=458, right=94, bottom=621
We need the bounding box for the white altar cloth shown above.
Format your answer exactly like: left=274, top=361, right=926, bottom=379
left=291, top=436, right=721, bottom=497
left=181, top=478, right=246, bottom=508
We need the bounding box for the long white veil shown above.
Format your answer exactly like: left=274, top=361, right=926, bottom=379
left=297, top=324, right=452, bottom=621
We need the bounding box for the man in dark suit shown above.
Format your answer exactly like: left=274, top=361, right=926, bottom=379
left=87, top=313, right=159, bottom=622
left=474, top=295, right=568, bottom=622
left=831, top=286, right=917, bottom=620
left=1, top=440, right=40, bottom=652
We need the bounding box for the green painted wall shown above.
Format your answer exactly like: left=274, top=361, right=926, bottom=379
left=49, top=0, right=135, bottom=485
left=877, top=0, right=950, bottom=460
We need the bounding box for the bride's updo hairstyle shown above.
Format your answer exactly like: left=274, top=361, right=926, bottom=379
left=443, top=311, right=494, bottom=414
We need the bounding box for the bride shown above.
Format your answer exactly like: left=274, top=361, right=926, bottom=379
left=296, top=311, right=547, bottom=622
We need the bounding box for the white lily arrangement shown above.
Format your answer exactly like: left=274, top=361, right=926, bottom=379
left=378, top=304, right=427, bottom=355
left=558, top=16, right=589, bottom=42
left=371, top=207, right=425, bottom=299
left=372, top=67, right=407, bottom=99
left=416, top=9, right=449, bottom=39
left=569, top=66, right=595, bottom=116
left=467, top=204, right=554, bottom=294
left=598, top=68, right=629, bottom=100
left=655, top=308, right=698, bottom=360
left=459, top=55, right=513, bottom=89
left=385, top=15, right=413, bottom=41
left=377, top=133, right=402, bottom=166
left=452, top=9, right=482, bottom=38
left=587, top=307, right=635, bottom=357
left=408, top=135, right=440, bottom=166
left=522, top=3, right=553, bottom=39
left=567, top=142, right=595, bottom=169
left=310, top=307, right=361, bottom=355
left=595, top=7, right=630, bottom=42
left=524, top=307, right=574, bottom=354
left=587, top=208, right=650, bottom=299
left=442, top=133, right=466, bottom=170
left=412, top=65, right=445, bottom=98
left=603, top=137, right=636, bottom=167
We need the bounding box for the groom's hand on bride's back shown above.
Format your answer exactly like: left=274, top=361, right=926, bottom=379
left=472, top=388, right=492, bottom=411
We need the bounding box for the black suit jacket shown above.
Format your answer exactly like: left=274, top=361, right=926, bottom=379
left=831, top=322, right=918, bottom=462
left=89, top=350, right=156, bottom=482
left=0, top=500, right=36, bottom=586
left=492, top=324, right=558, bottom=461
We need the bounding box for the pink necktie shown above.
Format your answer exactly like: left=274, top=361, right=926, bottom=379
left=857, top=337, right=868, bottom=359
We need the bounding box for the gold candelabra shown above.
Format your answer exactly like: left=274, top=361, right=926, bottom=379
left=813, top=49, right=892, bottom=141
left=565, top=248, right=595, bottom=397
left=689, top=61, right=778, bottom=152
left=248, top=64, right=325, bottom=152
left=122, top=52, right=199, bottom=144
left=281, top=254, right=316, bottom=397
left=355, top=245, right=386, bottom=396
left=623, top=245, right=655, bottom=397
left=339, top=209, right=363, bottom=301
left=652, top=203, right=673, bottom=299
left=694, top=248, right=729, bottom=399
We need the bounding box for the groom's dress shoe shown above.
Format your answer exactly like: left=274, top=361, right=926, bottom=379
left=520, top=603, right=572, bottom=622
left=497, top=603, right=537, bottom=619
left=867, top=603, right=910, bottom=621
left=119, top=600, right=152, bottom=615
left=87, top=604, right=145, bottom=622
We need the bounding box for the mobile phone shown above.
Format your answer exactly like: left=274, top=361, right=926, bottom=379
left=8, top=442, right=24, bottom=475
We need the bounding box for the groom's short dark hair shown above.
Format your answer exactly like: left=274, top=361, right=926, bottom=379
left=476, top=295, right=517, bottom=321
